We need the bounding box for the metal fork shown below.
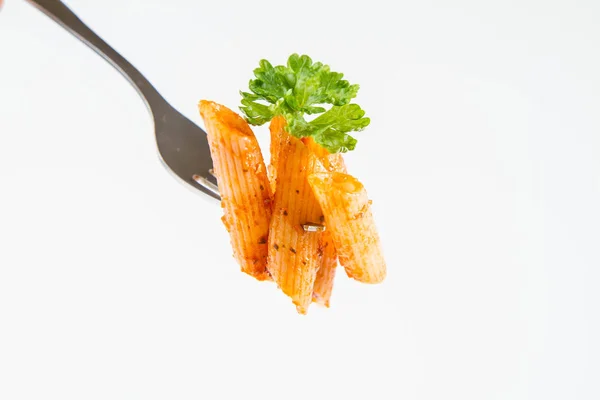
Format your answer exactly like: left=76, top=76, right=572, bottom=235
left=26, top=0, right=220, bottom=200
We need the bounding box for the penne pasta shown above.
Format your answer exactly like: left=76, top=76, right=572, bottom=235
left=308, top=172, right=386, bottom=283
left=197, top=55, right=382, bottom=313
left=302, top=137, right=347, bottom=174
left=302, top=138, right=347, bottom=307
left=267, top=121, right=324, bottom=314
left=199, top=100, right=273, bottom=281
left=312, top=230, right=337, bottom=307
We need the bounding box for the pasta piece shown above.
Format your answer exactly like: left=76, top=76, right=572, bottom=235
left=308, top=172, right=386, bottom=283
left=302, top=138, right=347, bottom=306
left=312, top=231, right=337, bottom=307
left=302, top=137, right=346, bottom=173
left=198, top=100, right=272, bottom=281
left=267, top=121, right=323, bottom=314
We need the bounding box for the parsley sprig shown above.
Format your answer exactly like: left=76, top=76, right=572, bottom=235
left=240, top=54, right=369, bottom=153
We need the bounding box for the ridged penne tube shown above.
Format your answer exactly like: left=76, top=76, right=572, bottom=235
left=302, top=138, right=347, bottom=306
left=198, top=100, right=272, bottom=281
left=308, top=172, right=386, bottom=283
left=302, top=137, right=347, bottom=174
left=312, top=231, right=337, bottom=307
left=267, top=124, right=323, bottom=314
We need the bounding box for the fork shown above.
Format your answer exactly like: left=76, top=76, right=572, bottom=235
left=26, top=0, right=221, bottom=201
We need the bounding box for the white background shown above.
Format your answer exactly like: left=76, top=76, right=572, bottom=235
left=1, top=0, right=599, bottom=399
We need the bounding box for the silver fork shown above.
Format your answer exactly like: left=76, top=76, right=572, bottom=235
left=26, top=0, right=220, bottom=200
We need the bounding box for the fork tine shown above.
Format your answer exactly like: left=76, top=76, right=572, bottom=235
left=193, top=174, right=220, bottom=197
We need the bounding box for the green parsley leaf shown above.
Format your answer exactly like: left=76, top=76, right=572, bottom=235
left=239, top=54, right=369, bottom=153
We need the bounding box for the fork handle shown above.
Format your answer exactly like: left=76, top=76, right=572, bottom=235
left=27, top=0, right=165, bottom=112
